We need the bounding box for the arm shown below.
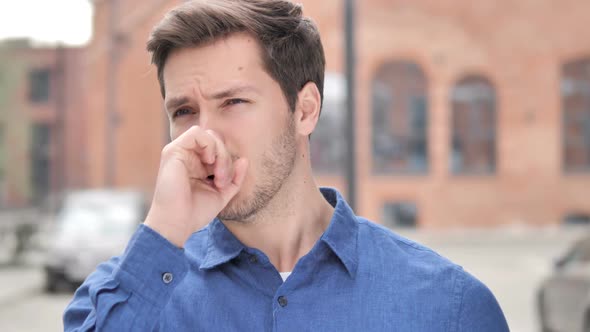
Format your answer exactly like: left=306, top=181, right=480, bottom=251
left=64, top=126, right=247, bottom=331
left=63, top=225, right=188, bottom=332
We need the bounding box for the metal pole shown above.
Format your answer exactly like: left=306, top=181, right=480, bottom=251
left=344, top=0, right=357, bottom=211
left=106, top=0, right=120, bottom=187
left=55, top=44, right=66, bottom=200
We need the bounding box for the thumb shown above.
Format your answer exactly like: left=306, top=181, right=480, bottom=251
left=222, top=158, right=249, bottom=200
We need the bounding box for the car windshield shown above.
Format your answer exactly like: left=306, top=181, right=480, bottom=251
left=57, top=203, right=139, bottom=237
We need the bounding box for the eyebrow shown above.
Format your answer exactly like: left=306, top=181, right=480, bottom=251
left=164, top=85, right=260, bottom=112
left=207, top=85, right=260, bottom=100
left=165, top=96, right=190, bottom=111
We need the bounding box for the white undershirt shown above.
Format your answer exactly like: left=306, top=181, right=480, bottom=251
left=279, top=272, right=292, bottom=282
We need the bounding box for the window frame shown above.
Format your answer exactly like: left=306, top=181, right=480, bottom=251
left=449, top=74, right=497, bottom=176
left=371, top=60, right=430, bottom=175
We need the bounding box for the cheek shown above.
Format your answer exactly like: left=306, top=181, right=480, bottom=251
left=227, top=134, right=263, bottom=171
left=169, top=126, right=178, bottom=141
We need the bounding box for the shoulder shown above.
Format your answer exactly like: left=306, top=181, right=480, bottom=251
left=356, top=217, right=466, bottom=296
left=356, top=217, right=458, bottom=272
left=356, top=218, right=508, bottom=331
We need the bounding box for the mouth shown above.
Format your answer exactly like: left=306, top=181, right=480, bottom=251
left=204, top=174, right=215, bottom=186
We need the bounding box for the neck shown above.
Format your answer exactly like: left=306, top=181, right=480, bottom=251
left=222, top=158, right=334, bottom=273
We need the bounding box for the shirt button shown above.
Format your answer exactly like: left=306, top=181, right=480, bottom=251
left=162, top=272, right=174, bottom=284
left=277, top=296, right=288, bottom=307
left=249, top=255, right=258, bottom=264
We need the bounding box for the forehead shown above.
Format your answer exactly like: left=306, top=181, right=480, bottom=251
left=162, top=33, right=267, bottom=91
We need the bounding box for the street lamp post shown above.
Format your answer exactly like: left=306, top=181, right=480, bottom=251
left=344, top=0, right=357, bottom=211
left=106, top=0, right=120, bottom=187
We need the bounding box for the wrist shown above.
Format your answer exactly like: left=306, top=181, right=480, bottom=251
left=144, top=214, right=192, bottom=248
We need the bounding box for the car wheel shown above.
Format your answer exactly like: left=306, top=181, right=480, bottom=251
left=44, top=271, right=59, bottom=293
left=536, top=290, right=550, bottom=332
left=539, top=323, right=551, bottom=332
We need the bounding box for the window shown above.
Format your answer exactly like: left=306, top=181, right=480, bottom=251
left=562, top=58, right=590, bottom=172
left=372, top=61, right=429, bottom=174
left=310, top=72, right=346, bottom=174
left=29, top=68, right=51, bottom=103
left=0, top=124, right=4, bottom=160
left=381, top=201, right=418, bottom=228
left=0, top=124, right=4, bottom=184
left=450, top=75, right=496, bottom=174
left=31, top=124, right=51, bottom=203
left=562, top=213, right=590, bottom=225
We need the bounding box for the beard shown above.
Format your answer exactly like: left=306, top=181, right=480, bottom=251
left=217, top=116, right=297, bottom=222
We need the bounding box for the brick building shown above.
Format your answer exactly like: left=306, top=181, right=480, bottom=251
left=0, top=39, right=87, bottom=207
left=81, top=0, right=590, bottom=227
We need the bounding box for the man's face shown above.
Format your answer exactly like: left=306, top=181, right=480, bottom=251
left=162, top=33, right=297, bottom=221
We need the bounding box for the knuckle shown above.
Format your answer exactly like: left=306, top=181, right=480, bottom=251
left=206, top=129, right=223, bottom=142
left=182, top=125, right=200, bottom=139
left=161, top=144, right=174, bottom=157
left=161, top=143, right=182, bottom=160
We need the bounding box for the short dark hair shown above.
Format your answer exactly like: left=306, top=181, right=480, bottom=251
left=147, top=0, right=326, bottom=112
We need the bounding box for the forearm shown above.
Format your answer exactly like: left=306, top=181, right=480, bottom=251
left=63, top=225, right=188, bottom=331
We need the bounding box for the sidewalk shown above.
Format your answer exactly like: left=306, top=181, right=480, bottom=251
left=0, top=265, right=43, bottom=308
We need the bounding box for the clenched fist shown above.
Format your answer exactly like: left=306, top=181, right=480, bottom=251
left=144, top=125, right=248, bottom=247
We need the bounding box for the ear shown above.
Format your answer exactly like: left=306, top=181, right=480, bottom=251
left=294, top=82, right=322, bottom=136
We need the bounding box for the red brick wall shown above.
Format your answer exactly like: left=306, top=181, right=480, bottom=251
left=83, top=0, right=590, bottom=227
left=0, top=45, right=87, bottom=206
left=61, top=48, right=89, bottom=190
left=84, top=0, right=178, bottom=193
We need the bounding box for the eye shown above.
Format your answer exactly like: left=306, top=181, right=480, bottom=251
left=223, top=98, right=248, bottom=107
left=172, top=108, right=195, bottom=118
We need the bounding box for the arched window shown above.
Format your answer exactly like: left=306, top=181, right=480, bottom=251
left=310, top=72, right=346, bottom=174
left=562, top=58, right=590, bottom=172
left=450, top=75, right=496, bottom=174
left=372, top=61, right=428, bottom=174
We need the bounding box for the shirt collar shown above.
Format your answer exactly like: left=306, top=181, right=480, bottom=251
left=198, top=187, right=359, bottom=278
left=318, top=187, right=359, bottom=278
left=199, top=218, right=244, bottom=270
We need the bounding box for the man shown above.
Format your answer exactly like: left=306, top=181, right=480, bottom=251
left=64, top=0, right=509, bottom=331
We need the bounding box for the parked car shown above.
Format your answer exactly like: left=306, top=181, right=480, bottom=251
left=538, top=235, right=590, bottom=332
left=43, top=189, right=148, bottom=292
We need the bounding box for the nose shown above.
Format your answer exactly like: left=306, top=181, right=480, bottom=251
left=197, top=111, right=209, bottom=130
left=196, top=111, right=225, bottom=143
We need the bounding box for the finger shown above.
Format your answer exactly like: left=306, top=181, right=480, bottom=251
left=174, top=126, right=217, bottom=165
left=206, top=130, right=233, bottom=189
left=224, top=157, right=248, bottom=198
left=192, top=130, right=217, bottom=165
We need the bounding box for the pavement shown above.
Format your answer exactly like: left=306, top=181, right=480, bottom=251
left=0, top=265, right=44, bottom=308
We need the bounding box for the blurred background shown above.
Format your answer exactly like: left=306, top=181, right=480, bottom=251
left=0, top=0, right=589, bottom=331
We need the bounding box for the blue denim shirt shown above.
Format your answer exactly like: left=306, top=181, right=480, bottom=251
left=64, top=188, right=509, bottom=331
